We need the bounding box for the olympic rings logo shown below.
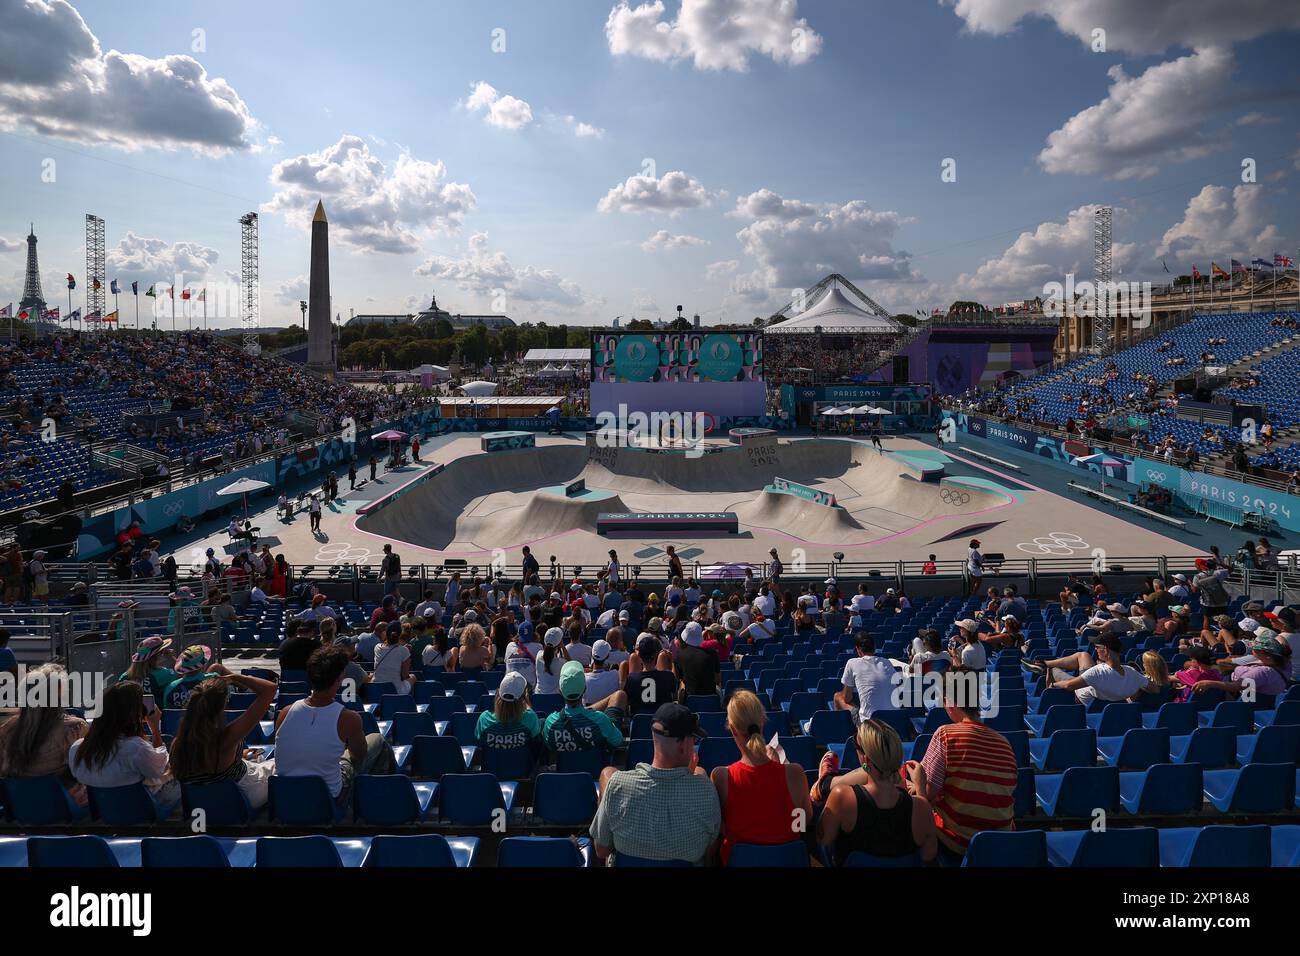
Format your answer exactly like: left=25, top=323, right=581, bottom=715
left=940, top=488, right=971, bottom=506
left=315, top=542, right=371, bottom=564
left=1016, top=532, right=1090, bottom=556
left=1145, top=469, right=1167, bottom=482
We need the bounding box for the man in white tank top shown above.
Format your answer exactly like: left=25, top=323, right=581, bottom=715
left=274, top=646, right=395, bottom=808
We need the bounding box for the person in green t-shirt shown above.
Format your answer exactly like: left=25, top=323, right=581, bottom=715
left=118, top=635, right=176, bottom=710
left=474, top=671, right=543, bottom=770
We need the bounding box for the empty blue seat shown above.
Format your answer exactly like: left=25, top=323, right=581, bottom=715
left=804, top=710, right=854, bottom=746
left=141, top=835, right=233, bottom=868
left=410, top=735, right=469, bottom=779
left=1097, top=727, right=1170, bottom=770
left=391, top=711, right=438, bottom=745
left=1159, top=825, right=1272, bottom=867
left=698, top=737, right=741, bottom=773
left=728, top=841, right=809, bottom=867
left=1236, top=723, right=1300, bottom=765
left=962, top=829, right=1047, bottom=867
left=1035, top=765, right=1119, bottom=816
left=1169, top=726, right=1235, bottom=769
left=1024, top=704, right=1085, bottom=739
left=497, top=836, right=588, bottom=868
left=533, top=772, right=598, bottom=825
left=1045, top=827, right=1160, bottom=867
left=1197, top=700, right=1253, bottom=733
left=1119, top=763, right=1203, bottom=814
left=1203, top=762, right=1296, bottom=813
left=437, top=773, right=517, bottom=825
left=1, top=776, right=87, bottom=825
left=27, top=835, right=120, bottom=868
left=1085, top=702, right=1140, bottom=737
left=1029, top=728, right=1097, bottom=771
left=353, top=775, right=435, bottom=825
left=1254, top=699, right=1300, bottom=729
left=842, top=850, right=922, bottom=866
left=1014, top=766, right=1036, bottom=818
left=362, top=834, right=478, bottom=867
left=256, top=835, right=352, bottom=868
left=1141, top=702, right=1196, bottom=734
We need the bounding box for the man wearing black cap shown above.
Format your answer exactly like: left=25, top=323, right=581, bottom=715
left=591, top=703, right=720, bottom=865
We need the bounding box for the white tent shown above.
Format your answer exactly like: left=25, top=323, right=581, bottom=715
left=458, top=380, right=498, bottom=397
left=766, top=285, right=902, bottom=333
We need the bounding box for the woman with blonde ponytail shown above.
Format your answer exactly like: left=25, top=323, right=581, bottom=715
left=813, top=719, right=938, bottom=865
left=709, top=689, right=812, bottom=865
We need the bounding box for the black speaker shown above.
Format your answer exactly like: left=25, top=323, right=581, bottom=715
left=892, top=355, right=909, bottom=383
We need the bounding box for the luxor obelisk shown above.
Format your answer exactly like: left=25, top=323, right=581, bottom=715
left=306, top=199, right=335, bottom=378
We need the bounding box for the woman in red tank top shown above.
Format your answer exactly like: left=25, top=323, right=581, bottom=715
left=710, top=689, right=813, bottom=865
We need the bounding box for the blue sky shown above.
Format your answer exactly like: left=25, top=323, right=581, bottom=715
left=2, top=0, right=1299, bottom=328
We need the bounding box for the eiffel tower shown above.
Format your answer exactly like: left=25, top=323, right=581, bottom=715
left=18, top=224, right=47, bottom=320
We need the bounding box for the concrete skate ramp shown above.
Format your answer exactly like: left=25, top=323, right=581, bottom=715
left=358, top=438, right=1013, bottom=551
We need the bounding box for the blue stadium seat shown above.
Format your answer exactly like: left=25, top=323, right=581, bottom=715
left=1085, top=702, right=1140, bottom=737
left=533, top=772, right=598, bottom=825
left=1236, top=723, right=1300, bottom=765
left=2, top=776, right=87, bottom=825
left=1198, top=700, right=1254, bottom=733
left=1029, top=728, right=1097, bottom=771
left=391, top=711, right=439, bottom=745
left=141, top=835, right=234, bottom=868
left=256, top=835, right=362, bottom=868
left=698, top=737, right=741, bottom=773
left=1203, top=763, right=1296, bottom=813
left=410, top=735, right=470, bottom=779
left=613, top=853, right=694, bottom=866
left=842, top=850, right=922, bottom=867
left=1045, top=827, right=1161, bottom=867
left=728, top=841, right=809, bottom=867
left=1254, top=699, right=1300, bottom=729
left=497, top=836, right=588, bottom=868
left=480, top=742, right=533, bottom=780
left=1014, top=766, right=1036, bottom=818
left=27, top=835, right=119, bottom=868
left=1024, top=703, right=1085, bottom=738
left=1097, top=727, right=1170, bottom=769
left=353, top=775, right=436, bottom=825
left=1035, top=765, right=1119, bottom=816
left=362, top=834, right=479, bottom=867
left=436, top=773, right=517, bottom=825
left=268, top=775, right=344, bottom=825
left=1141, top=702, right=1197, bottom=734
left=804, top=710, right=854, bottom=746
left=1159, top=825, right=1272, bottom=867
left=962, top=829, right=1047, bottom=867
left=1169, top=726, right=1235, bottom=769
left=182, top=781, right=255, bottom=825
left=88, top=783, right=176, bottom=825
left=1119, top=763, right=1203, bottom=814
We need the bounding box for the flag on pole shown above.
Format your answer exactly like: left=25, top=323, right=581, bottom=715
left=196, top=288, right=205, bottom=302
left=1277, top=253, right=1295, bottom=268
left=0, top=305, right=9, bottom=318
left=131, top=280, right=139, bottom=295
left=145, top=284, right=156, bottom=298
left=1253, top=258, right=1272, bottom=268
left=66, top=274, right=76, bottom=290
left=1231, top=259, right=1246, bottom=274
left=1192, top=265, right=1202, bottom=279
left=110, top=279, right=120, bottom=295
left=85, top=310, right=101, bottom=323
left=67, top=308, right=80, bottom=323
left=180, top=288, right=191, bottom=301
left=1211, top=262, right=1229, bottom=278
left=1161, top=260, right=1170, bottom=273
left=92, top=277, right=101, bottom=290
left=43, top=307, right=59, bottom=320
left=167, top=286, right=175, bottom=299
left=104, top=310, right=119, bottom=323
left=17, top=310, right=28, bottom=321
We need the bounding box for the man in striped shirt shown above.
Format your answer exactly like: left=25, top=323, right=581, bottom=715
left=906, top=682, right=1017, bottom=859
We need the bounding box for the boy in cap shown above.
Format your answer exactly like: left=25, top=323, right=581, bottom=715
left=591, top=702, right=719, bottom=865
left=543, top=661, right=625, bottom=759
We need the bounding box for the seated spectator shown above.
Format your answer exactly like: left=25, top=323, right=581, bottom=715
left=421, top=625, right=451, bottom=668
left=161, top=645, right=220, bottom=710
left=474, top=671, right=543, bottom=769
left=118, top=636, right=176, bottom=712
left=1135, top=651, right=1172, bottom=700
left=534, top=627, right=568, bottom=695
left=0, top=629, right=14, bottom=677
left=623, top=634, right=678, bottom=717
left=835, top=631, right=897, bottom=720
left=949, top=619, right=987, bottom=671
left=372, top=621, right=416, bottom=695
left=591, top=703, right=720, bottom=865
left=449, top=622, right=495, bottom=673
left=274, top=647, right=395, bottom=808
left=278, top=619, right=321, bottom=673
left=1025, top=633, right=1150, bottom=703
left=814, top=718, right=939, bottom=865
left=169, top=671, right=277, bottom=809
left=904, top=680, right=1017, bottom=860
left=69, top=681, right=178, bottom=805
left=1190, top=630, right=1290, bottom=699
left=543, top=662, right=625, bottom=760
left=711, top=689, right=811, bottom=865
left=674, top=621, right=720, bottom=701
left=0, top=663, right=89, bottom=805
left=1173, top=645, right=1221, bottom=702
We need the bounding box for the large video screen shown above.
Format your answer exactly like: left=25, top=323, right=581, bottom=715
left=592, top=331, right=764, bottom=384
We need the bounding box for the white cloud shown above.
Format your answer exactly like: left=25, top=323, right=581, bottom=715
left=0, top=237, right=23, bottom=254
left=955, top=204, right=1139, bottom=300
left=705, top=259, right=739, bottom=279
left=598, top=169, right=710, bottom=214
left=0, top=0, right=256, bottom=153
left=106, top=231, right=219, bottom=282
left=642, top=229, right=708, bottom=251
left=415, top=232, right=589, bottom=309
left=1156, top=184, right=1285, bottom=261
left=274, top=274, right=309, bottom=305
left=605, top=0, right=823, bottom=71
left=940, top=0, right=1300, bottom=55
left=1038, top=47, right=1235, bottom=180
left=463, top=81, right=533, bottom=130
left=263, top=135, right=476, bottom=254
left=733, top=189, right=918, bottom=289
